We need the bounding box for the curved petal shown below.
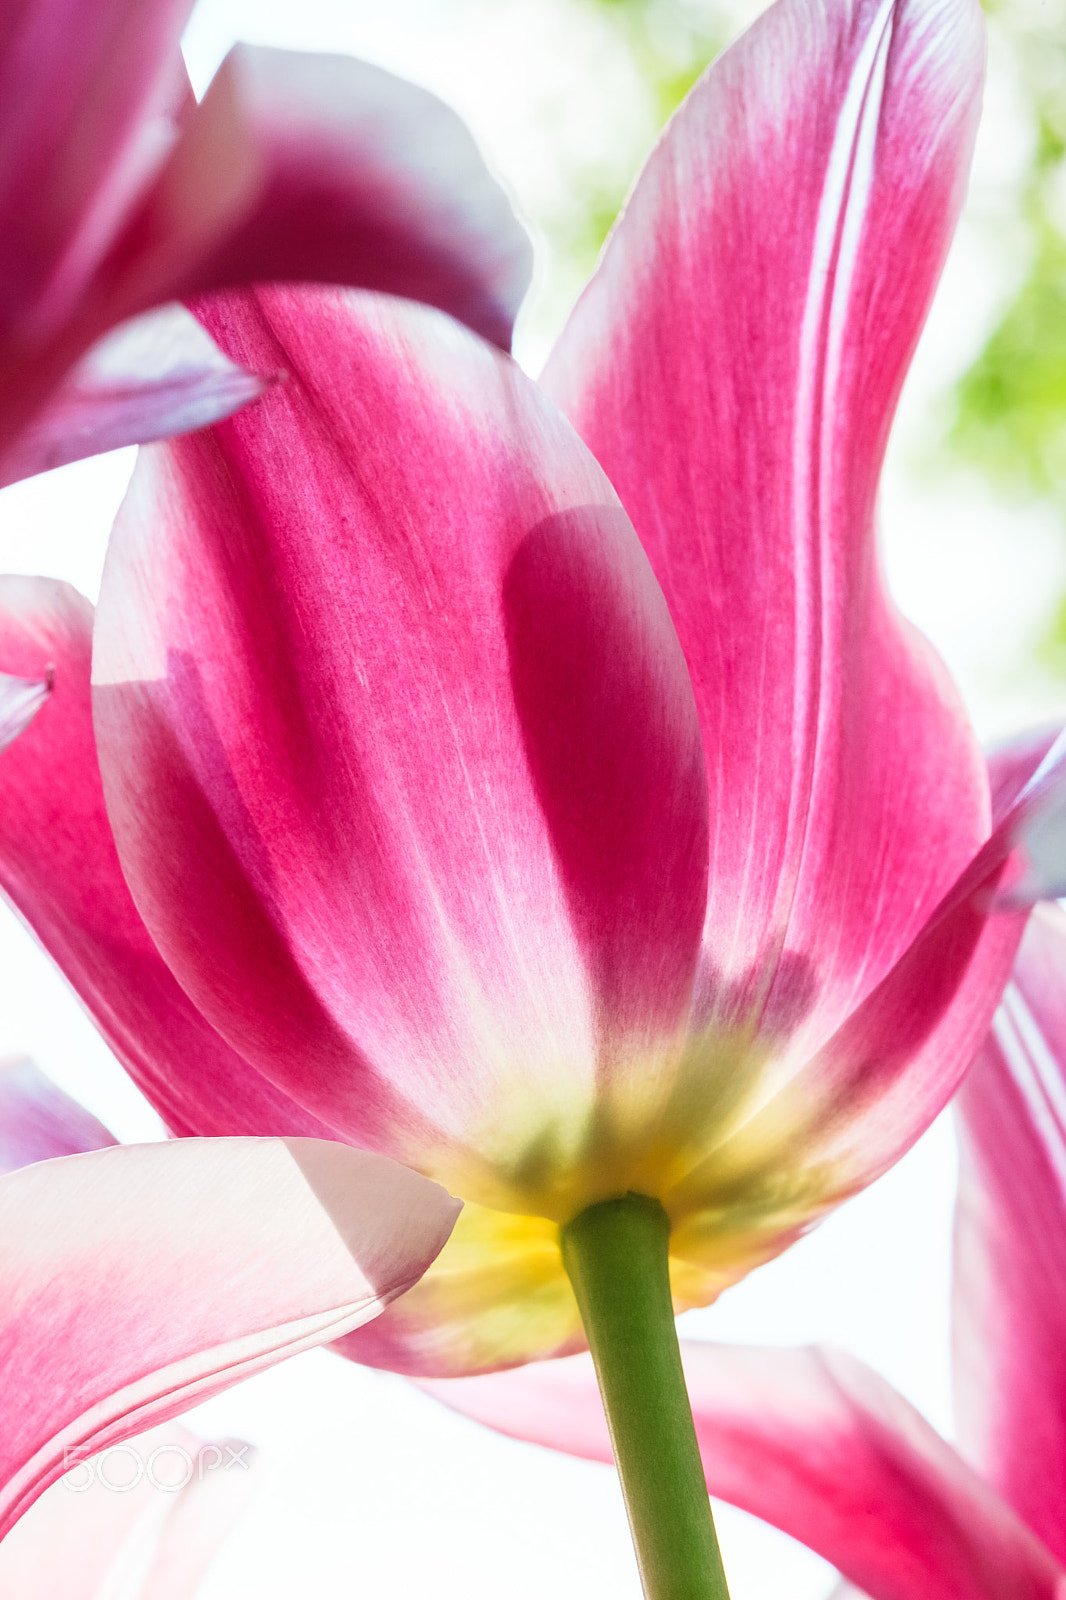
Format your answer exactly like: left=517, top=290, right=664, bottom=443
left=104, top=45, right=532, bottom=351
left=0, top=305, right=267, bottom=488
left=542, top=0, right=989, bottom=1068
left=0, top=1421, right=252, bottom=1599
left=92, top=285, right=709, bottom=1222
left=0, top=574, right=340, bottom=1141
left=0, top=1136, right=459, bottom=1537
left=953, top=902, right=1066, bottom=1567
left=421, top=1342, right=1066, bottom=1600
left=0, top=668, right=50, bottom=753
left=0, top=1057, right=115, bottom=1172
left=0, top=0, right=191, bottom=348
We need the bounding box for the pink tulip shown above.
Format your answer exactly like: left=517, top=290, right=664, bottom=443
left=421, top=767, right=1066, bottom=1600
left=0, top=0, right=531, bottom=486
left=2, top=0, right=1064, bottom=1389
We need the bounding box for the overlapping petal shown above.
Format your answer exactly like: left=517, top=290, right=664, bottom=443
left=422, top=1342, right=1065, bottom=1600
left=953, top=901, right=1066, bottom=1568
left=0, top=1136, right=458, bottom=1536
left=0, top=1420, right=253, bottom=1599
left=92, top=284, right=709, bottom=1220
left=0, top=1057, right=115, bottom=1172
left=0, top=575, right=339, bottom=1139
left=0, top=305, right=268, bottom=488
left=0, top=667, right=50, bottom=754
left=543, top=0, right=989, bottom=1070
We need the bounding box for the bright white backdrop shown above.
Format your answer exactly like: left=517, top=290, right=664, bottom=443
left=0, top=2, right=1061, bottom=1594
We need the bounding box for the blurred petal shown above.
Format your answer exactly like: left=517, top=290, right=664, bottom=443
left=0, top=305, right=267, bottom=487
left=423, top=1342, right=1065, bottom=1600
left=0, top=0, right=191, bottom=346
left=0, top=668, right=50, bottom=753
left=107, top=46, right=532, bottom=350
left=0, top=1057, right=115, bottom=1172
left=0, top=1136, right=459, bottom=1535
left=0, top=1420, right=252, bottom=1599
left=953, top=902, right=1066, bottom=1567
left=92, top=285, right=708, bottom=1221
left=544, top=0, right=988, bottom=1065
left=0, top=575, right=338, bottom=1140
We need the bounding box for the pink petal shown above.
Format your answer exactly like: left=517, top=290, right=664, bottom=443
left=953, top=901, right=1066, bottom=1567
left=105, top=45, right=532, bottom=350
left=0, top=1136, right=459, bottom=1536
left=0, top=0, right=192, bottom=347
left=0, top=575, right=341, bottom=1141
left=0, top=668, right=50, bottom=753
left=542, top=0, right=989, bottom=1068
left=0, top=1420, right=252, bottom=1599
left=92, top=285, right=709, bottom=1218
left=0, top=305, right=268, bottom=488
left=422, top=1341, right=1065, bottom=1600
left=0, top=1057, right=115, bottom=1172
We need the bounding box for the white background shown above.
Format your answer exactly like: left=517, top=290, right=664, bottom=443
left=0, top=1, right=1061, bottom=1594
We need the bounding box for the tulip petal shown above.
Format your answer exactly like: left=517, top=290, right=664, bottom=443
left=543, top=0, right=989, bottom=1065
left=0, top=1057, right=115, bottom=1172
left=0, top=669, right=50, bottom=753
left=0, top=1421, right=252, bottom=1599
left=0, top=575, right=340, bottom=1141
left=0, top=305, right=267, bottom=488
left=0, top=1136, right=459, bottom=1536
left=422, top=1342, right=1065, bottom=1600
left=92, top=285, right=709, bottom=1220
left=107, top=45, right=532, bottom=350
left=0, top=0, right=192, bottom=346
left=953, top=902, right=1066, bottom=1568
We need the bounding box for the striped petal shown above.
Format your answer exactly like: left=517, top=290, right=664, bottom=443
left=543, top=0, right=989, bottom=1069
left=422, top=1342, right=1065, bottom=1600
left=953, top=901, right=1066, bottom=1568
left=0, top=1137, right=458, bottom=1537
left=92, top=285, right=709, bottom=1221
left=0, top=575, right=337, bottom=1140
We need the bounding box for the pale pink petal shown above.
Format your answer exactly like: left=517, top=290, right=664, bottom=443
left=422, top=1342, right=1066, bottom=1600
left=0, top=1, right=191, bottom=348
left=92, top=285, right=709, bottom=1219
left=0, top=1136, right=459, bottom=1536
left=543, top=0, right=989, bottom=1068
left=953, top=901, right=1066, bottom=1567
left=0, top=575, right=338, bottom=1141
left=0, top=305, right=267, bottom=488
left=0, top=669, right=50, bottom=753
left=105, top=45, right=532, bottom=350
left=0, top=1057, right=115, bottom=1172
left=0, top=1421, right=252, bottom=1599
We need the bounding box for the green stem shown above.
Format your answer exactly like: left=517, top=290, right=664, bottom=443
left=560, top=1193, right=731, bottom=1600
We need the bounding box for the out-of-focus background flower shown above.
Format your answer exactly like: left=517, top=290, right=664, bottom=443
left=1, top=0, right=1063, bottom=1593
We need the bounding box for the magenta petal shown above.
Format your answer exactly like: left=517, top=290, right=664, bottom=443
left=0, top=669, right=50, bottom=753
left=110, top=45, right=532, bottom=350
left=953, top=902, right=1066, bottom=1567
left=423, top=1342, right=1065, bottom=1600
left=0, top=1057, right=115, bottom=1172
left=0, top=1, right=193, bottom=345
left=543, top=0, right=988, bottom=1061
left=0, top=575, right=340, bottom=1140
left=0, top=1420, right=252, bottom=1599
left=0, top=1136, right=458, bottom=1536
left=0, top=305, right=268, bottom=487
left=92, top=287, right=708, bottom=1209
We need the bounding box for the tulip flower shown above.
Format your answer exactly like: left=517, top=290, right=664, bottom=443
left=423, top=889, right=1066, bottom=1600
left=0, top=0, right=531, bottom=486
left=2, top=0, right=1063, bottom=1591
